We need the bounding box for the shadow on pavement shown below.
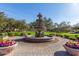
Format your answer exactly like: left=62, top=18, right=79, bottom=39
left=54, top=51, right=72, bottom=56
left=0, top=54, right=5, bottom=56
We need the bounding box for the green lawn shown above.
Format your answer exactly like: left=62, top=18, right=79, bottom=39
left=26, top=31, right=55, bottom=36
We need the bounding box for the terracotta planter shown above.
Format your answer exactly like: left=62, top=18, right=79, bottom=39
left=0, top=43, right=17, bottom=55
left=63, top=44, right=79, bottom=56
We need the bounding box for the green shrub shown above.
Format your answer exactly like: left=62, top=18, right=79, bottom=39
left=59, top=34, right=64, bottom=37
left=0, top=33, right=3, bottom=36
left=26, top=31, right=35, bottom=36
left=27, top=33, right=31, bottom=35
left=75, top=35, right=79, bottom=39
left=14, top=32, right=18, bottom=36
left=7, top=32, right=26, bottom=36
left=55, top=34, right=59, bottom=36
left=21, top=32, right=28, bottom=36
left=7, top=32, right=15, bottom=36
left=47, top=34, right=53, bottom=37
left=20, top=33, right=26, bottom=36
left=69, top=37, right=76, bottom=40
left=64, top=35, right=69, bottom=39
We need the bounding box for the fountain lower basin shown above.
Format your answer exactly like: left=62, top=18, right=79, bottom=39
left=25, top=36, right=53, bottom=43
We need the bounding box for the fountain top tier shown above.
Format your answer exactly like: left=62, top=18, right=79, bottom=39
left=37, top=13, right=42, bottom=18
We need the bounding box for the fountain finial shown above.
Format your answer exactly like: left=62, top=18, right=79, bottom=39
left=37, top=13, right=42, bottom=19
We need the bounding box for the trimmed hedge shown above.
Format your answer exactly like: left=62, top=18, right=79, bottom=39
left=6, top=32, right=26, bottom=36
left=0, top=31, right=79, bottom=41
left=0, top=31, right=55, bottom=37
left=64, top=35, right=69, bottom=39
left=55, top=33, right=79, bottom=40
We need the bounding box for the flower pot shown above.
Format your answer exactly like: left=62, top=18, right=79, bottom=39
left=0, top=43, right=17, bottom=55
left=63, top=44, right=79, bottom=56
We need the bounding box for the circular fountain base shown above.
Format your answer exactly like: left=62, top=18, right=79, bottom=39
left=24, top=36, right=53, bottom=43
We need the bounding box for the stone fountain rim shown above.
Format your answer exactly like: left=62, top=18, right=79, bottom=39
left=26, top=36, right=53, bottom=39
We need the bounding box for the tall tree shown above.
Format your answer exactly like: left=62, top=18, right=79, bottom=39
left=44, top=17, right=54, bottom=31
left=72, top=23, right=79, bottom=33
left=0, top=11, right=28, bottom=32
left=56, top=21, right=71, bottom=32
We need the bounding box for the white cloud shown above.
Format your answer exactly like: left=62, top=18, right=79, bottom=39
left=70, top=19, right=79, bottom=25
left=70, top=3, right=79, bottom=12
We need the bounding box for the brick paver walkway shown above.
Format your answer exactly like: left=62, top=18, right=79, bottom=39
left=9, top=36, right=71, bottom=56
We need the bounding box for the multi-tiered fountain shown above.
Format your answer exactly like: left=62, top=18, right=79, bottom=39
left=25, top=13, right=53, bottom=42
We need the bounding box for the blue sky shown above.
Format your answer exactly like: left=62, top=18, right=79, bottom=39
left=0, top=3, right=79, bottom=25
